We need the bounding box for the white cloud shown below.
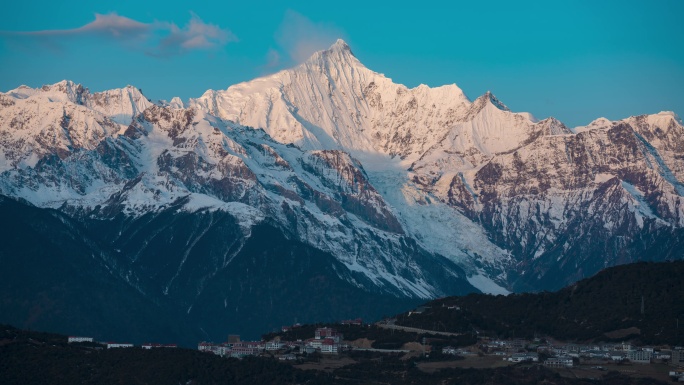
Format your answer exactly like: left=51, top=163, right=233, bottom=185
left=274, top=10, right=346, bottom=64
left=78, top=13, right=150, bottom=39
left=1, top=12, right=237, bottom=57
left=152, top=13, right=236, bottom=57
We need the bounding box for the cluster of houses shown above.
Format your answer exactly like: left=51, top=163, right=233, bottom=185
left=198, top=333, right=303, bottom=359
left=441, top=346, right=475, bottom=356
left=198, top=339, right=271, bottom=358
left=308, top=327, right=343, bottom=354
left=474, top=338, right=684, bottom=368
left=537, top=341, right=683, bottom=366
left=198, top=327, right=346, bottom=359
left=67, top=336, right=176, bottom=350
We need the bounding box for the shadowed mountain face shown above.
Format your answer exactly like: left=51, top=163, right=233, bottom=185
left=0, top=40, right=683, bottom=343
left=0, top=195, right=199, bottom=345
left=0, top=195, right=429, bottom=345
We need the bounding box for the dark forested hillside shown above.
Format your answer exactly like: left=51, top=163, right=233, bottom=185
left=0, top=325, right=330, bottom=385
left=0, top=195, right=423, bottom=346
left=0, top=196, right=199, bottom=345
left=395, top=261, right=684, bottom=345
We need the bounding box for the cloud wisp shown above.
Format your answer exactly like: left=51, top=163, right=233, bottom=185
left=1, top=12, right=237, bottom=57
left=272, top=10, right=346, bottom=66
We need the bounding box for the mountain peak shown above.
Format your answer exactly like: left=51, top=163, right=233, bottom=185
left=307, top=39, right=356, bottom=64
left=482, top=91, right=510, bottom=111
left=329, top=39, right=351, bottom=52
left=38, top=80, right=89, bottom=105
left=537, top=117, right=572, bottom=135
left=43, top=79, right=84, bottom=92
left=464, top=91, right=510, bottom=119
left=657, top=110, right=682, bottom=124
left=170, top=97, right=185, bottom=109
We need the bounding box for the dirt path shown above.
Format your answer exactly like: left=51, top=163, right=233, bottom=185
left=376, top=323, right=464, bottom=337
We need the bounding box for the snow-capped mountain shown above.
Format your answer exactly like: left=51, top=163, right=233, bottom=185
left=191, top=40, right=472, bottom=162
left=0, top=96, right=471, bottom=296
left=1, top=40, right=683, bottom=341
left=189, top=39, right=684, bottom=290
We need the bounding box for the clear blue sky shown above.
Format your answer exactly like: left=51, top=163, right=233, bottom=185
left=1, top=0, right=682, bottom=127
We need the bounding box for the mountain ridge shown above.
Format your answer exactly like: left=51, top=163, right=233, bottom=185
left=1, top=40, right=683, bottom=340
left=394, top=259, right=684, bottom=345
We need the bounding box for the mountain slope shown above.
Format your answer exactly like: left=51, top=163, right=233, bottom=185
left=0, top=74, right=483, bottom=342
left=394, top=260, right=684, bottom=345
left=1, top=89, right=478, bottom=298
left=188, top=40, right=684, bottom=291
left=4, top=80, right=153, bottom=125
left=0, top=195, right=197, bottom=345
left=0, top=194, right=442, bottom=343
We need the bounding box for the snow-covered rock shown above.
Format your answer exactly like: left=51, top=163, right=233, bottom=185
left=1, top=40, right=683, bottom=296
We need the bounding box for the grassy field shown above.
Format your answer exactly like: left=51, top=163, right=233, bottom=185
left=418, top=355, right=513, bottom=372
left=294, top=356, right=357, bottom=372
left=553, top=361, right=676, bottom=383
left=290, top=340, right=679, bottom=383
left=417, top=354, right=678, bottom=382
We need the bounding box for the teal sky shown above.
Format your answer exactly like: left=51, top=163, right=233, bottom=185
left=1, top=0, right=682, bottom=127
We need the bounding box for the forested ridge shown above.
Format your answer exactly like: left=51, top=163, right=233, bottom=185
left=395, top=261, right=684, bottom=344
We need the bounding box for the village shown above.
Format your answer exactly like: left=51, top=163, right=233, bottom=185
left=67, top=335, right=177, bottom=350
left=192, top=318, right=684, bottom=382
left=64, top=318, right=684, bottom=383
left=197, top=320, right=360, bottom=361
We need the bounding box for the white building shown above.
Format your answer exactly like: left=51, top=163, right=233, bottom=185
left=198, top=342, right=229, bottom=356
left=68, top=336, right=93, bottom=343
left=442, top=346, right=457, bottom=355
left=583, top=350, right=610, bottom=359
left=544, top=357, right=573, bottom=367
left=507, top=353, right=538, bottom=362
left=320, top=338, right=339, bottom=354
left=549, top=347, right=568, bottom=356
left=227, top=342, right=263, bottom=357
left=265, top=340, right=285, bottom=351
left=142, top=343, right=177, bottom=349
left=106, top=342, right=134, bottom=349
left=628, top=350, right=652, bottom=364
left=315, top=327, right=342, bottom=343
left=308, top=339, right=323, bottom=350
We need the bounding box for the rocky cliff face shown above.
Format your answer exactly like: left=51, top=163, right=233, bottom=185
left=189, top=40, right=684, bottom=291
left=444, top=115, right=683, bottom=290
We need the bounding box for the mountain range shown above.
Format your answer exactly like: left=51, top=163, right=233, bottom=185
left=1, top=39, right=682, bottom=344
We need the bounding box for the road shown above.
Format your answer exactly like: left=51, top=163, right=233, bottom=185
left=352, top=348, right=410, bottom=353
left=376, top=323, right=464, bottom=337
